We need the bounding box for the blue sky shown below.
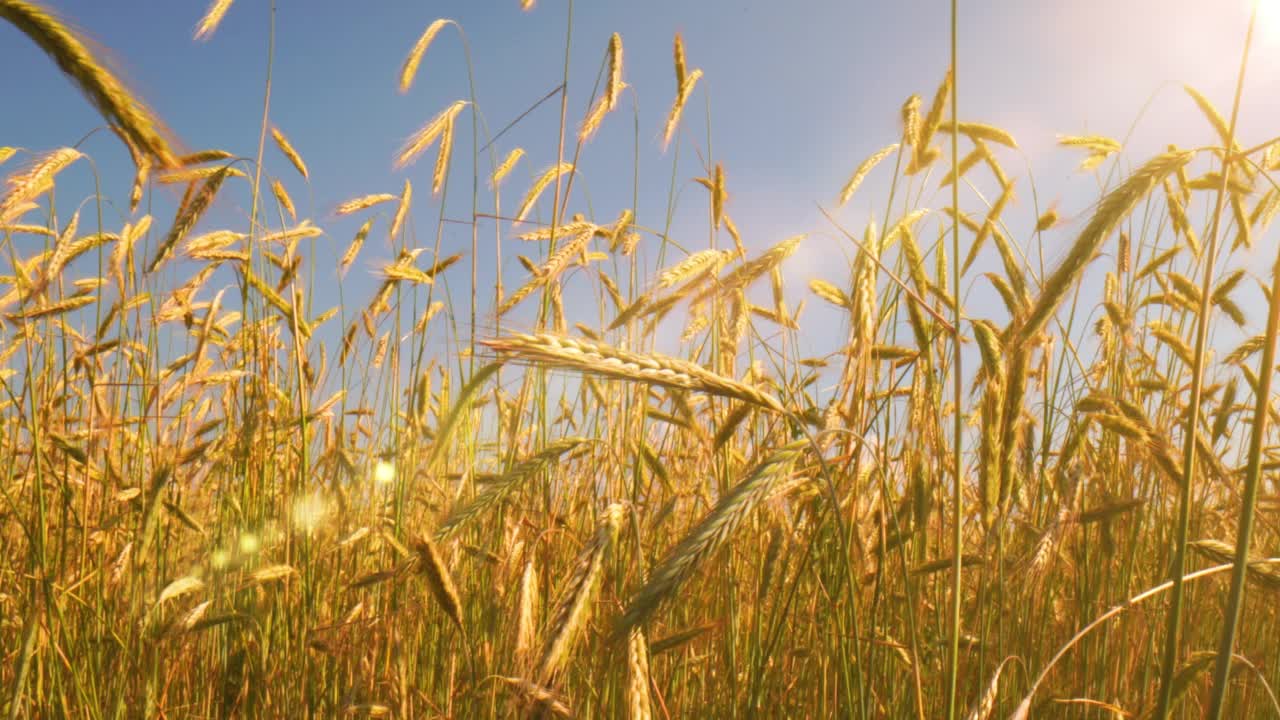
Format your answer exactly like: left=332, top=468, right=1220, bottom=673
left=2, top=0, right=1277, bottom=369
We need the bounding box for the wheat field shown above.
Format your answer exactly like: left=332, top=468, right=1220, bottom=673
left=3, top=0, right=1280, bottom=717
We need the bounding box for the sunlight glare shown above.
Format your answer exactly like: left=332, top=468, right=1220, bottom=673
left=1258, top=0, right=1280, bottom=43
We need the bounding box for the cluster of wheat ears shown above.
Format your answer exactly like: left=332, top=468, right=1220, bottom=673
left=4, top=0, right=1280, bottom=717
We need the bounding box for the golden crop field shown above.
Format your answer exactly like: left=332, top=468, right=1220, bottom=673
left=2, top=0, right=1280, bottom=717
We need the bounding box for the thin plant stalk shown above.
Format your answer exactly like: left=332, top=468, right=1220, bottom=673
left=1153, top=8, right=1256, bottom=718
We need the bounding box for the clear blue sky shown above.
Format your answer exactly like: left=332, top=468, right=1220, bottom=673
left=3, top=0, right=1276, bottom=365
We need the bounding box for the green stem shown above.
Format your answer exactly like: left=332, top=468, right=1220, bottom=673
left=945, top=0, right=964, bottom=718
left=1153, top=8, right=1255, bottom=718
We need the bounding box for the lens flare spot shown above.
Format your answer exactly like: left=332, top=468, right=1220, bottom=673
left=238, top=532, right=260, bottom=555
left=291, top=492, right=329, bottom=535
left=373, top=459, right=396, bottom=485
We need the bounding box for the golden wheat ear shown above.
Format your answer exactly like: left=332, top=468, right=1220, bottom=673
left=1, top=0, right=179, bottom=168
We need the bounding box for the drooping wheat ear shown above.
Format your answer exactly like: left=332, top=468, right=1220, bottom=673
left=710, top=162, right=726, bottom=228
left=662, top=68, right=702, bottom=151
left=1009, top=150, right=1193, bottom=352
left=148, top=166, right=231, bottom=273
left=482, top=333, right=787, bottom=413
left=673, top=32, right=686, bottom=90
left=1, top=1, right=178, bottom=167
left=1184, top=85, right=1235, bottom=151
left=129, top=155, right=151, bottom=212
left=838, top=143, right=899, bottom=208
left=395, top=99, right=468, bottom=169
left=1057, top=134, right=1122, bottom=172
left=606, top=32, right=624, bottom=109
left=495, top=676, right=572, bottom=718
left=627, top=627, right=653, bottom=720
left=658, top=249, right=732, bottom=289
left=270, top=179, right=296, bottom=221
left=535, top=503, right=625, bottom=685
left=438, top=438, right=591, bottom=537
left=941, top=121, right=1018, bottom=150
left=490, top=147, right=524, bottom=189
left=1190, top=539, right=1280, bottom=591
left=390, top=179, right=412, bottom=240
left=615, top=442, right=805, bottom=635
left=900, top=93, right=922, bottom=147
left=913, top=68, right=951, bottom=167
left=399, top=19, right=454, bottom=94
left=0, top=147, right=81, bottom=223
left=499, top=224, right=598, bottom=315
left=514, top=559, right=539, bottom=670
left=693, top=234, right=803, bottom=305
left=335, top=193, right=397, bottom=216
left=193, top=0, right=233, bottom=41
left=339, top=218, right=372, bottom=276
left=269, top=126, right=308, bottom=180
left=964, top=657, right=1016, bottom=720
left=431, top=114, right=455, bottom=195
left=515, top=161, right=575, bottom=223
left=411, top=533, right=465, bottom=632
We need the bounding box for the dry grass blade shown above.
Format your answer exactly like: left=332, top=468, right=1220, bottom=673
left=193, top=0, right=233, bottom=41
left=482, top=333, right=786, bottom=413
left=615, top=442, right=804, bottom=634
left=1, top=1, right=178, bottom=167
left=412, top=533, right=465, bottom=632
left=399, top=18, right=453, bottom=94
left=535, top=503, right=624, bottom=684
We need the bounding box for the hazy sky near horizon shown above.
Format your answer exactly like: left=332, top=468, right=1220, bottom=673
left=3, top=0, right=1278, bottom=361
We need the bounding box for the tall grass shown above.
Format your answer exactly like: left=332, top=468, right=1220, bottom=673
left=4, top=0, right=1280, bottom=717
